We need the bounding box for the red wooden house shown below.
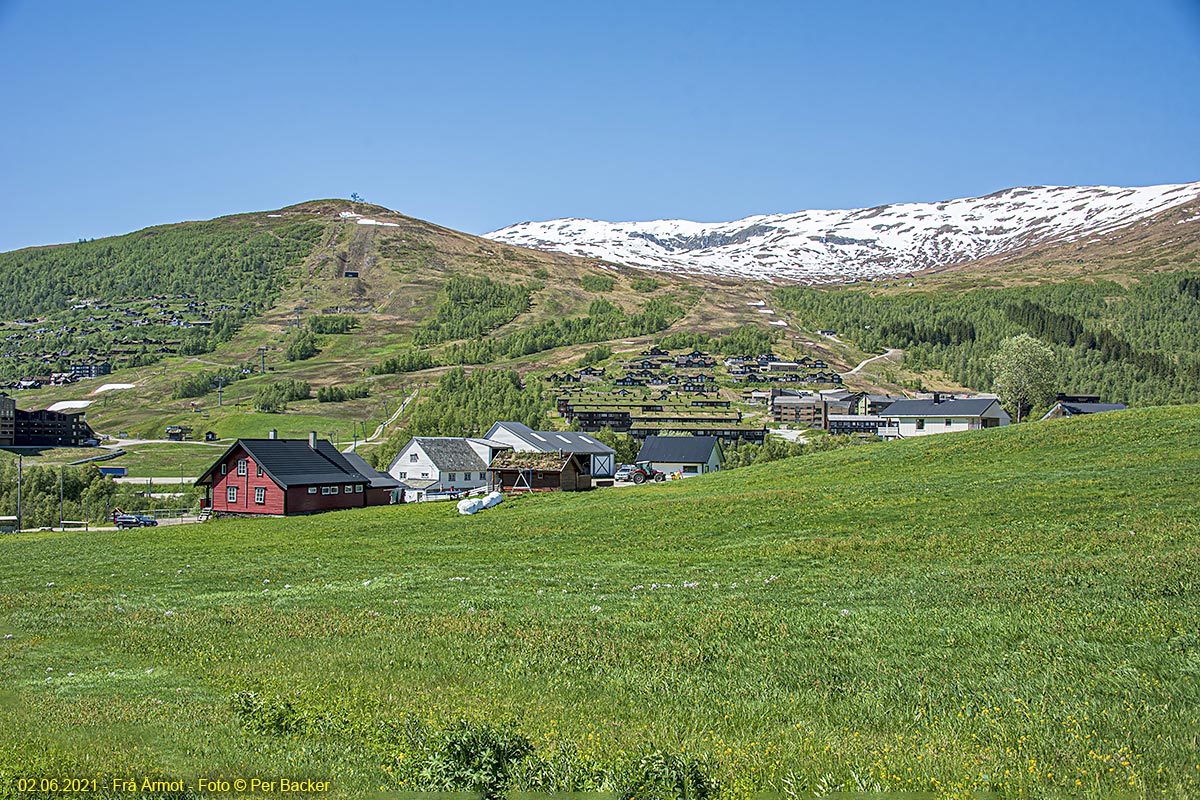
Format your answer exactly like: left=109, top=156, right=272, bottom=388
left=195, top=433, right=396, bottom=516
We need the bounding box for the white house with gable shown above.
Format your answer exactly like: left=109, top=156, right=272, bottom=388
left=386, top=437, right=511, bottom=500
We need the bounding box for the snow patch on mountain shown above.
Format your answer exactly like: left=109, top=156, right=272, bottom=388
left=486, top=182, right=1200, bottom=283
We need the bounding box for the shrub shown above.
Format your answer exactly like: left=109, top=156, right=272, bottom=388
left=389, top=718, right=533, bottom=799
left=317, top=384, right=369, bottom=402
left=229, top=691, right=304, bottom=736
left=285, top=330, right=320, bottom=361
left=617, top=750, right=719, bottom=800
left=581, top=274, right=615, bottom=292
left=579, top=345, right=612, bottom=367
left=309, top=314, right=359, bottom=334
left=370, top=350, right=435, bottom=375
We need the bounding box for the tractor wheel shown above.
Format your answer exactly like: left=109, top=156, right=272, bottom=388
left=632, top=472, right=646, bottom=485
left=654, top=474, right=665, bottom=482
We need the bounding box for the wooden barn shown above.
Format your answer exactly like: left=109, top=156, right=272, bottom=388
left=195, top=433, right=396, bottom=516
left=487, top=451, right=591, bottom=493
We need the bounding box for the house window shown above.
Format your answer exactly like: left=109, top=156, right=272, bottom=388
left=945, top=418, right=953, bottom=427
left=397, top=471, right=407, bottom=479
left=447, top=473, right=456, bottom=482
left=237, top=459, right=247, bottom=476
left=916, top=419, right=925, bottom=430
left=308, top=487, right=317, bottom=494
left=257, top=465, right=263, bottom=477
left=255, top=487, right=266, bottom=504
left=227, top=486, right=237, bottom=503
left=421, top=471, right=429, bottom=478
left=321, top=486, right=330, bottom=495
left=355, top=485, right=363, bottom=493
left=345, top=484, right=353, bottom=493
left=409, top=453, right=418, bottom=463
left=221, top=463, right=227, bottom=475
left=331, top=486, right=339, bottom=494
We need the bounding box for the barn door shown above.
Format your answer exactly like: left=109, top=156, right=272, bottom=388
left=591, top=453, right=613, bottom=477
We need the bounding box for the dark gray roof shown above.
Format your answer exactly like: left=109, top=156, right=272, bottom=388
left=881, top=398, right=1002, bottom=418
left=636, top=436, right=721, bottom=464
left=1055, top=402, right=1127, bottom=416
left=489, top=421, right=616, bottom=455
left=413, top=437, right=487, bottom=471
left=196, top=438, right=367, bottom=489
left=342, top=452, right=403, bottom=489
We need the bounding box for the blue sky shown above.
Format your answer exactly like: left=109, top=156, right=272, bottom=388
left=1, top=0, right=1199, bottom=251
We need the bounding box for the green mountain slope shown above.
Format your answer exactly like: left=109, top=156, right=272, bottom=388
left=0, top=201, right=782, bottom=443
left=2, top=404, right=1197, bottom=797
left=3, top=197, right=1199, bottom=452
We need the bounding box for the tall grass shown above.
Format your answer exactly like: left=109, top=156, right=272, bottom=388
left=0, top=405, right=1197, bottom=798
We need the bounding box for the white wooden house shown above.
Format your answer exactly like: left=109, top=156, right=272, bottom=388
left=386, top=437, right=511, bottom=500
left=877, top=395, right=1010, bottom=439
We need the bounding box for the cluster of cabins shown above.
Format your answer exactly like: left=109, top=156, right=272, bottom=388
left=195, top=421, right=729, bottom=517
left=2, top=362, right=112, bottom=391
left=1, top=295, right=235, bottom=381
left=770, top=390, right=1125, bottom=439
left=725, top=354, right=842, bottom=385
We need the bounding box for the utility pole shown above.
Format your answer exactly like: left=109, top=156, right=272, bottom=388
left=59, top=467, right=64, bottom=531
left=16, top=455, right=23, bottom=533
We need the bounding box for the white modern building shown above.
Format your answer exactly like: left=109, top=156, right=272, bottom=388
left=877, top=395, right=1010, bottom=439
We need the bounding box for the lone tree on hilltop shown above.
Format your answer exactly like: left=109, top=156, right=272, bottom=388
left=991, top=333, right=1055, bottom=423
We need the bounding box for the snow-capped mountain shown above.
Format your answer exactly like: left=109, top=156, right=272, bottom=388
left=486, top=182, right=1200, bottom=283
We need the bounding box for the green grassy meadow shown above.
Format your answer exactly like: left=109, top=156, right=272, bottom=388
left=1, top=406, right=1198, bottom=798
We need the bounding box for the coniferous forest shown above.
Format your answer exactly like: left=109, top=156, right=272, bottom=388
left=774, top=273, right=1200, bottom=405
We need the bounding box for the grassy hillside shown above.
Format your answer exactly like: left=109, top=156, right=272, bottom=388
left=3, top=201, right=802, bottom=444
left=1, top=405, right=1197, bottom=798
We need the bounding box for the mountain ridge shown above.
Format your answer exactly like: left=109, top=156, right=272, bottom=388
left=485, top=181, right=1200, bottom=283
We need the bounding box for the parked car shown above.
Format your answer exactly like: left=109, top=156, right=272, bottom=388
left=614, top=463, right=635, bottom=481
left=114, top=513, right=157, bottom=529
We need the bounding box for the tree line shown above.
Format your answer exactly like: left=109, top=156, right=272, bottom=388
left=773, top=273, right=1200, bottom=406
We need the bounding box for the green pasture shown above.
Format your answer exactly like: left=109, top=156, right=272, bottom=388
left=1, top=405, right=1197, bottom=798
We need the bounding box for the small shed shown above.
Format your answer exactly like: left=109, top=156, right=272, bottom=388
left=488, top=451, right=590, bottom=493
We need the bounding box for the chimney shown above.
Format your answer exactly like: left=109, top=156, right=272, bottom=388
left=269, top=429, right=278, bottom=440
left=308, top=431, right=317, bottom=449
left=932, top=392, right=941, bottom=405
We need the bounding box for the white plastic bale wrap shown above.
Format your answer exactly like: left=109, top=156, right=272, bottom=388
left=482, top=491, right=503, bottom=508
left=457, top=497, right=484, bottom=515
